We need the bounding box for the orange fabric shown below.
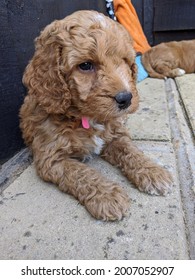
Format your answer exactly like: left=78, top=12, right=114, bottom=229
left=114, top=0, right=151, bottom=53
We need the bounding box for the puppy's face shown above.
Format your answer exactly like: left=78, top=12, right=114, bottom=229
left=26, top=11, right=139, bottom=119
left=59, top=11, right=139, bottom=121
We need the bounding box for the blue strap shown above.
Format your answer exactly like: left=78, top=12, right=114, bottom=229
left=135, top=55, right=148, bottom=83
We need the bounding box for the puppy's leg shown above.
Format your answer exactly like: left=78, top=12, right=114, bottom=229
left=35, top=155, right=129, bottom=221
left=172, top=68, right=186, bottom=76
left=155, top=63, right=185, bottom=78
left=102, top=136, right=173, bottom=195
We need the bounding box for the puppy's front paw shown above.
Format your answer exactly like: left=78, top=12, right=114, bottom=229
left=136, top=166, right=173, bottom=196
left=84, top=184, right=130, bottom=221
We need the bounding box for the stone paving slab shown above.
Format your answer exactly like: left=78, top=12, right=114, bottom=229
left=0, top=142, right=188, bottom=260
left=175, top=74, right=195, bottom=137
left=126, top=79, right=171, bottom=141
left=165, top=78, right=195, bottom=259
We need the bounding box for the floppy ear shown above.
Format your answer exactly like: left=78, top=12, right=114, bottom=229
left=23, top=21, right=71, bottom=114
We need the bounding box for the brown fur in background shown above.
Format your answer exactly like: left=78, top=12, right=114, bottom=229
left=20, top=11, right=173, bottom=221
left=142, top=40, right=195, bottom=79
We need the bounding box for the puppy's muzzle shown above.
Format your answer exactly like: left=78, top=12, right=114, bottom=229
left=114, top=91, right=132, bottom=110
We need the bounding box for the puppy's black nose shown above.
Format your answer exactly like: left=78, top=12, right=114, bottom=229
left=114, top=91, right=132, bottom=110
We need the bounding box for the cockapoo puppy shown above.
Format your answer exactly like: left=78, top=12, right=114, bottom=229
left=142, top=40, right=195, bottom=79
left=20, top=10, right=173, bottom=220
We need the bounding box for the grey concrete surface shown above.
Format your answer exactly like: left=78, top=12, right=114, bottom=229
left=175, top=74, right=195, bottom=137
left=126, top=79, right=171, bottom=141
left=1, top=75, right=195, bottom=260
left=166, top=77, right=195, bottom=259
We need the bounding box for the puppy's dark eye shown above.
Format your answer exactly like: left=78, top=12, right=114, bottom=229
left=79, top=62, right=94, bottom=71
